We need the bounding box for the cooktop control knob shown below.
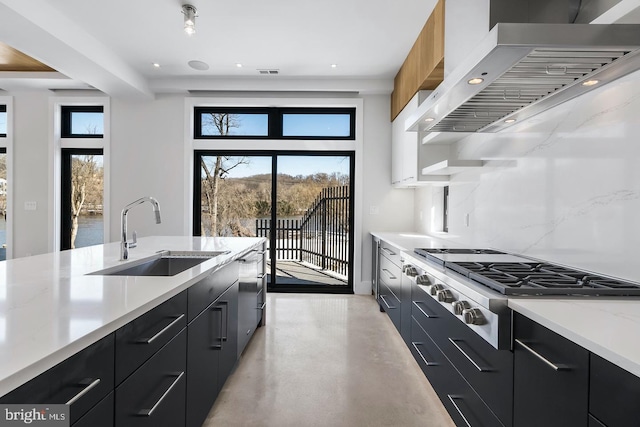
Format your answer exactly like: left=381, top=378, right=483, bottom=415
left=416, top=275, right=432, bottom=286
left=452, top=300, right=471, bottom=315
left=430, top=284, right=443, bottom=295
left=462, top=308, right=486, bottom=325
left=404, top=266, right=418, bottom=277
left=437, top=289, right=455, bottom=303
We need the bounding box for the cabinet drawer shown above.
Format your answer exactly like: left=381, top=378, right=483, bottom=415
left=115, top=328, right=186, bottom=427
left=590, top=353, right=640, bottom=427
left=438, top=312, right=513, bottom=427
left=378, top=241, right=401, bottom=268
left=378, top=281, right=401, bottom=332
left=514, top=313, right=589, bottom=427
left=379, top=252, right=401, bottom=288
left=188, top=262, right=239, bottom=321
left=411, top=284, right=448, bottom=333
left=410, top=318, right=504, bottom=427
left=115, top=290, right=187, bottom=385
left=73, top=392, right=113, bottom=427
left=0, top=334, right=114, bottom=425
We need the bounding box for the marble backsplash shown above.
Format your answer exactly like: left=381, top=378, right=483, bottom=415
left=415, top=69, right=640, bottom=283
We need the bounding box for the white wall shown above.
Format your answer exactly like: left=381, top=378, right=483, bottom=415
left=6, top=90, right=413, bottom=294
left=415, top=68, right=640, bottom=283
left=360, top=95, right=415, bottom=288
left=12, top=91, right=50, bottom=257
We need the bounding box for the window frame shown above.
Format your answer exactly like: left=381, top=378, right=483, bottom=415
left=61, top=105, right=105, bottom=138
left=51, top=97, right=110, bottom=253
left=193, top=107, right=356, bottom=140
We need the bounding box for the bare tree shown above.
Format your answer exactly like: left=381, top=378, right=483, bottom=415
left=200, top=113, right=249, bottom=236
left=70, top=155, right=102, bottom=248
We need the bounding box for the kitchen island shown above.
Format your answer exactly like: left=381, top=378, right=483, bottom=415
left=0, top=235, right=265, bottom=398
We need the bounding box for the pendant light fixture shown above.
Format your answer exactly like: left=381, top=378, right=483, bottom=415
left=182, top=4, right=198, bottom=36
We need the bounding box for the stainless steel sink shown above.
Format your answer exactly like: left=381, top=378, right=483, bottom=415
left=89, top=251, right=229, bottom=277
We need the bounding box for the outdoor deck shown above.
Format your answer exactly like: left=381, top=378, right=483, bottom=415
left=268, top=260, right=347, bottom=286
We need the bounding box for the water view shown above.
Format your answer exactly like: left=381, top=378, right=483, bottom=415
left=74, top=215, right=103, bottom=248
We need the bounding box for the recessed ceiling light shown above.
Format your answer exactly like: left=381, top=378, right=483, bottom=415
left=188, top=60, right=209, bottom=71
left=504, top=118, right=516, bottom=123
left=331, top=64, right=337, bottom=68
left=582, top=79, right=599, bottom=87
left=424, top=117, right=435, bottom=122
left=468, top=77, right=484, bottom=85
left=152, top=63, right=161, bottom=68
left=236, top=63, right=243, bottom=68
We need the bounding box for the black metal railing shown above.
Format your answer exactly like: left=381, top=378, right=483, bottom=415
left=255, top=185, right=350, bottom=277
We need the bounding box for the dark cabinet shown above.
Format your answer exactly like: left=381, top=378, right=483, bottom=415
left=187, top=261, right=240, bottom=322
left=410, top=285, right=508, bottom=427
left=115, top=328, right=187, bottom=427
left=238, top=248, right=262, bottom=355
left=377, top=241, right=403, bottom=333
left=0, top=333, right=115, bottom=425
left=73, top=392, right=113, bottom=427
left=187, top=279, right=239, bottom=427
left=513, top=312, right=589, bottom=427
left=115, top=290, right=187, bottom=385
left=590, top=353, right=640, bottom=427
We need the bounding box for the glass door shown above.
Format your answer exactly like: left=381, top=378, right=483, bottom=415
left=195, top=152, right=354, bottom=293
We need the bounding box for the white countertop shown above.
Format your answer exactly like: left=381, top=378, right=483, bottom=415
left=509, top=298, right=640, bottom=378
left=0, top=236, right=265, bottom=397
left=373, top=231, right=640, bottom=378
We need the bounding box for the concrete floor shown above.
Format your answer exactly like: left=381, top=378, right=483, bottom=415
left=204, top=293, right=455, bottom=427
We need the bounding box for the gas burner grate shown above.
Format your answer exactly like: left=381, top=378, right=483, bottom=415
left=445, top=261, right=640, bottom=296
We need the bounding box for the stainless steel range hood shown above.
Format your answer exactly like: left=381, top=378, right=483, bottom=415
left=406, top=22, right=640, bottom=133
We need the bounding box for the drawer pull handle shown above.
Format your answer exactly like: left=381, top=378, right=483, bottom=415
left=412, top=301, right=438, bottom=318
left=65, top=378, right=101, bottom=405
left=257, top=302, right=266, bottom=310
left=449, top=338, right=490, bottom=372
left=412, top=342, right=438, bottom=367
left=139, top=372, right=185, bottom=417
left=258, top=273, right=266, bottom=280
left=515, top=339, right=568, bottom=371
left=140, top=314, right=185, bottom=345
left=211, top=306, right=224, bottom=349
left=447, top=395, right=473, bottom=427
left=381, top=269, right=397, bottom=280
left=379, top=295, right=395, bottom=310
left=381, top=247, right=396, bottom=256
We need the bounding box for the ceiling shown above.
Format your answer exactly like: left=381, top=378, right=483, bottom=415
left=0, top=0, right=439, bottom=99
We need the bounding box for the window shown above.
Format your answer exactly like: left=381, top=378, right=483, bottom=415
left=61, top=106, right=104, bottom=138
left=61, top=149, right=104, bottom=250
left=0, top=105, right=6, bottom=137
left=194, top=107, right=355, bottom=140
left=195, top=108, right=270, bottom=137
left=281, top=109, right=354, bottom=138
left=443, top=185, right=449, bottom=232
left=0, top=147, right=6, bottom=260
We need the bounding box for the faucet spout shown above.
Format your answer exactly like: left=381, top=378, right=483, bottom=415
left=121, top=197, right=162, bottom=260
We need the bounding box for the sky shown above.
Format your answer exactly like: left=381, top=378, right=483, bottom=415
left=0, top=112, right=6, bottom=134
left=71, top=112, right=104, bottom=134
left=214, top=155, right=351, bottom=178
left=201, top=113, right=351, bottom=137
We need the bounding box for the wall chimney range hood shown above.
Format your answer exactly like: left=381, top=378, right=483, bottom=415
left=406, top=22, right=640, bottom=133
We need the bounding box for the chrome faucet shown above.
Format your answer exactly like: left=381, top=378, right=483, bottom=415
left=121, top=197, right=162, bottom=260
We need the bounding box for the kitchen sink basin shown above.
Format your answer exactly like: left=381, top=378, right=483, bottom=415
left=89, top=251, right=229, bottom=277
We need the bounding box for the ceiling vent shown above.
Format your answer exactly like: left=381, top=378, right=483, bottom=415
left=258, top=69, right=279, bottom=75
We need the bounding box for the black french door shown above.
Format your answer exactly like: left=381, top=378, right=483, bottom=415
left=193, top=151, right=354, bottom=293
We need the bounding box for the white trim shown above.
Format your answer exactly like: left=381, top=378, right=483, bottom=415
left=49, top=96, right=111, bottom=252
left=184, top=96, right=365, bottom=293
left=0, top=96, right=14, bottom=259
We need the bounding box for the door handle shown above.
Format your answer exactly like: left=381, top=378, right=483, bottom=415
left=210, top=306, right=224, bottom=349
left=515, top=339, right=569, bottom=371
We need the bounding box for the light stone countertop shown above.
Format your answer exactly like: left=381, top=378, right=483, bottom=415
left=372, top=231, right=640, bottom=378
left=0, top=236, right=265, bottom=397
